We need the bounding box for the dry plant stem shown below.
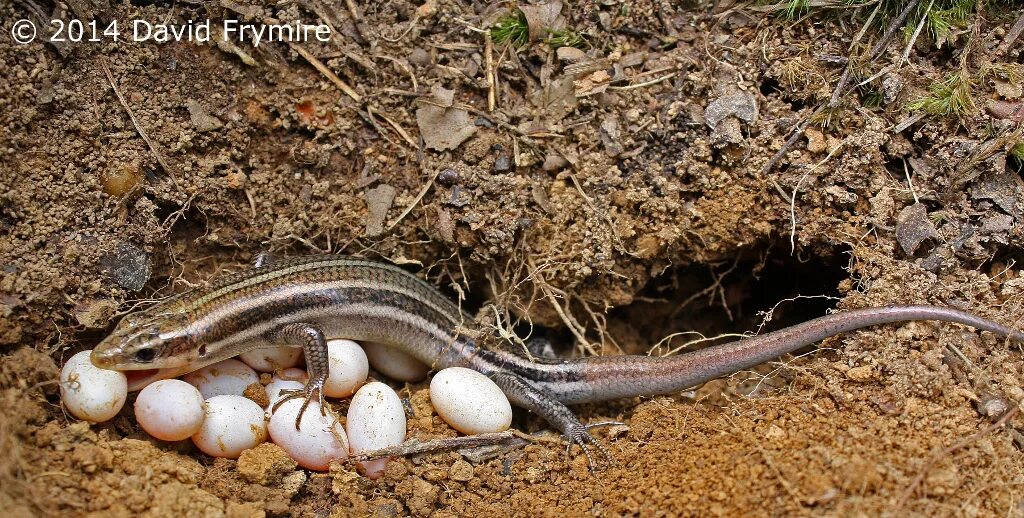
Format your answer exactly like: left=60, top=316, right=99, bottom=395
left=343, top=0, right=369, bottom=42
left=760, top=106, right=825, bottom=175
left=383, top=168, right=440, bottom=234
left=829, top=0, right=920, bottom=107
left=349, top=431, right=522, bottom=461
left=369, top=106, right=418, bottom=148
left=99, top=59, right=178, bottom=186
left=900, top=0, right=933, bottom=68
left=896, top=405, right=1021, bottom=508
left=486, top=34, right=496, bottom=111
left=289, top=44, right=362, bottom=103
left=607, top=72, right=678, bottom=91
left=996, top=11, right=1024, bottom=56
left=952, top=126, right=1024, bottom=188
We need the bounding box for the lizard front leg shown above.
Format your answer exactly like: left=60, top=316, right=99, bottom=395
left=491, top=372, right=614, bottom=470
left=267, top=322, right=330, bottom=429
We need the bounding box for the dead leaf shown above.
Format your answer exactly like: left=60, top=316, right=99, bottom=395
left=416, top=85, right=477, bottom=151
left=519, top=1, right=565, bottom=42
left=993, top=79, right=1023, bottom=100
left=704, top=90, right=758, bottom=129
left=364, top=184, right=397, bottom=237
left=530, top=76, right=577, bottom=121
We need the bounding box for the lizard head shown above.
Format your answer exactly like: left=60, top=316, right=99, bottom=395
left=91, top=302, right=200, bottom=375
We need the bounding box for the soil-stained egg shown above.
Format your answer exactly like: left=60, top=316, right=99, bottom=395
left=183, top=359, right=259, bottom=399
left=61, top=350, right=128, bottom=423
left=239, top=346, right=303, bottom=372
left=191, top=395, right=268, bottom=458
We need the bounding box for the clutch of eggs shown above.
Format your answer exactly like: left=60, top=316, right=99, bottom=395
left=63, top=340, right=514, bottom=474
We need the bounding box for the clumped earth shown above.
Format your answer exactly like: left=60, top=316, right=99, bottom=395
left=2, top=0, right=1024, bottom=516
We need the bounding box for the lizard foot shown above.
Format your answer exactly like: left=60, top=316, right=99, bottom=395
left=272, top=376, right=328, bottom=430
left=565, top=423, right=616, bottom=472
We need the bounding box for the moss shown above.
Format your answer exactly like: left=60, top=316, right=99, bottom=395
left=544, top=29, right=587, bottom=49
left=907, top=72, right=976, bottom=118
left=490, top=11, right=529, bottom=47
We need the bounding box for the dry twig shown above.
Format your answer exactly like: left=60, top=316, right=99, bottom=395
left=99, top=59, right=177, bottom=186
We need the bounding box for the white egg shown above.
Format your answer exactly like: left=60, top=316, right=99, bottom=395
left=346, top=382, right=407, bottom=479
left=191, top=395, right=268, bottom=458
left=182, top=359, right=259, bottom=399
left=268, top=398, right=348, bottom=471
left=430, top=367, right=512, bottom=434
left=60, top=350, right=128, bottom=423
left=238, top=346, right=303, bottom=372
left=323, top=339, right=369, bottom=398
left=265, top=368, right=308, bottom=410
left=362, top=341, right=430, bottom=382
left=134, top=379, right=205, bottom=441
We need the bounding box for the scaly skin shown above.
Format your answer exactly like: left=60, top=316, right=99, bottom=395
left=91, top=255, right=1024, bottom=465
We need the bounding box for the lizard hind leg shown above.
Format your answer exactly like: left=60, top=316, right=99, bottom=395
left=491, top=372, right=615, bottom=471
left=266, top=322, right=330, bottom=430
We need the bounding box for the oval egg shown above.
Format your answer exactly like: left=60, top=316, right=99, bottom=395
left=134, top=379, right=205, bottom=441
left=265, top=368, right=308, bottom=410
left=323, top=339, right=369, bottom=398
left=192, top=394, right=268, bottom=458
left=362, top=341, right=430, bottom=382
left=239, top=346, right=303, bottom=372
left=60, top=350, right=128, bottom=423
left=268, top=398, right=348, bottom=471
left=346, top=382, right=407, bottom=479
left=430, top=367, right=512, bottom=434
left=183, top=359, right=259, bottom=399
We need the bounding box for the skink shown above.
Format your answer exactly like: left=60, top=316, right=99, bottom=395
left=91, top=255, right=1024, bottom=460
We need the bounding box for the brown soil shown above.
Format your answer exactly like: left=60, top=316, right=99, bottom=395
left=2, top=1, right=1024, bottom=516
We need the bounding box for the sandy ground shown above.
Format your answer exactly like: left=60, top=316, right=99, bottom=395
left=2, top=0, right=1024, bottom=516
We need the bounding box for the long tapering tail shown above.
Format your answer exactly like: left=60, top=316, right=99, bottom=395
left=551, top=305, right=1023, bottom=404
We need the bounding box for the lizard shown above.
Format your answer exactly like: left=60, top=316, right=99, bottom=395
left=90, top=254, right=1024, bottom=466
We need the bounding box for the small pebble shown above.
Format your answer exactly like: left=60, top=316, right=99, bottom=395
left=60, top=350, right=128, bottom=423
left=99, top=165, right=142, bottom=197
left=183, top=359, right=259, bottom=399
left=430, top=367, right=511, bottom=434
left=362, top=342, right=430, bottom=382
left=437, top=168, right=459, bottom=186
left=449, top=459, right=475, bottom=481
left=134, top=379, right=205, bottom=441
left=269, top=398, right=349, bottom=471
left=265, top=368, right=308, bottom=410
left=239, top=346, right=303, bottom=372
left=192, top=395, right=268, bottom=458
left=323, top=339, right=369, bottom=398
left=347, top=382, right=407, bottom=479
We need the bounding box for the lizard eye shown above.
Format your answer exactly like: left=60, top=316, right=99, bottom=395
left=134, top=348, right=156, bottom=363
